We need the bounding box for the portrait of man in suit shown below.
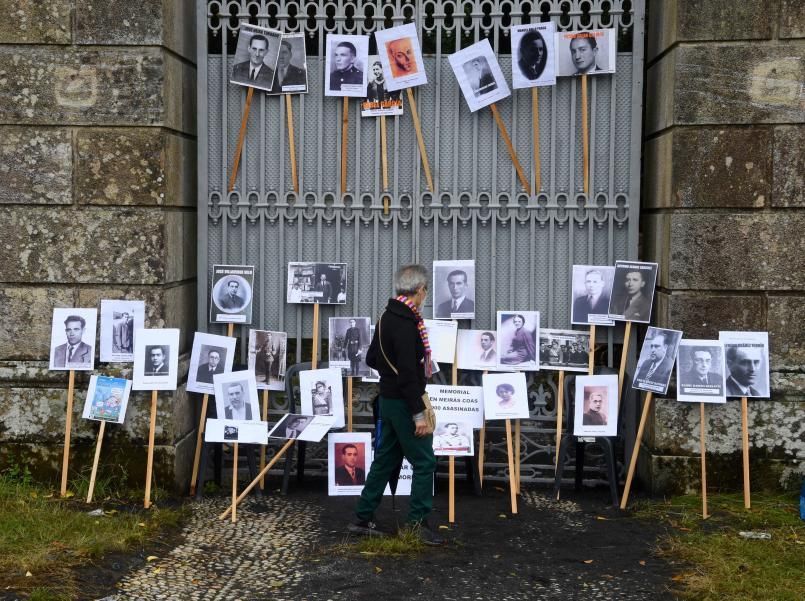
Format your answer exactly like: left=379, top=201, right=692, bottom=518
left=53, top=315, right=93, bottom=368
left=517, top=29, right=548, bottom=80
left=572, top=268, right=611, bottom=323
left=144, top=345, right=169, bottom=376
left=217, top=278, right=247, bottom=312
left=334, top=443, right=366, bottom=486
left=196, top=347, right=225, bottom=384
left=224, top=382, right=252, bottom=420
left=315, top=273, right=333, bottom=303
left=463, top=56, right=497, bottom=97
left=231, top=34, right=275, bottom=89
left=285, top=416, right=311, bottom=439
left=478, top=331, right=496, bottom=365
left=569, top=34, right=602, bottom=75
left=635, top=332, right=675, bottom=387
left=436, top=269, right=475, bottom=318
left=611, top=269, right=652, bottom=322
left=329, top=41, right=363, bottom=91
left=726, top=346, right=764, bottom=397
left=582, top=390, right=607, bottom=426
left=112, top=312, right=133, bottom=354
left=270, top=39, right=307, bottom=93
left=681, top=349, right=722, bottom=388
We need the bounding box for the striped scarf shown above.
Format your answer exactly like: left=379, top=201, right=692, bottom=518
left=395, top=294, right=433, bottom=377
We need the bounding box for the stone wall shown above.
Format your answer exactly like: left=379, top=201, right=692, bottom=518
left=0, top=0, right=198, bottom=494
left=641, top=0, right=805, bottom=493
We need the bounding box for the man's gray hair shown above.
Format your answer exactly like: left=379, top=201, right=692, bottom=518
left=394, top=264, right=429, bottom=296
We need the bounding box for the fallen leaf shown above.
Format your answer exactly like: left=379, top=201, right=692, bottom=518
left=269, top=580, right=284, bottom=588
left=672, top=574, right=686, bottom=582
left=153, top=567, right=161, bottom=574
left=595, top=516, right=608, bottom=521
left=493, top=554, right=500, bottom=559
left=146, top=556, right=159, bottom=562
left=498, top=514, right=507, bottom=519
left=63, top=491, right=75, bottom=498
left=137, top=522, right=146, bottom=527
left=25, top=571, right=32, bottom=578
left=438, top=525, right=449, bottom=530
left=678, top=527, right=691, bottom=532
left=583, top=560, right=594, bottom=564
left=30, top=492, right=38, bottom=499
left=639, top=560, right=646, bottom=566
left=44, top=493, right=54, bottom=498
left=374, top=566, right=382, bottom=574
left=494, top=486, right=505, bottom=492
left=359, top=551, right=377, bottom=556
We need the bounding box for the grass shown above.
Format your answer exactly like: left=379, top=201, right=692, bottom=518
left=326, top=527, right=429, bottom=558
left=0, top=467, right=185, bottom=600
left=635, top=492, right=805, bottom=601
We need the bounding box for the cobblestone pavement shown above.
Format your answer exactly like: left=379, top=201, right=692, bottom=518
left=99, top=483, right=677, bottom=601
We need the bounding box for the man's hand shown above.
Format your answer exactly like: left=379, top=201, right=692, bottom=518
left=414, top=418, right=429, bottom=438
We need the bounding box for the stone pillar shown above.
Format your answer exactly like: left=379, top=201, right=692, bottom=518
left=0, top=1, right=198, bottom=493
left=641, top=0, right=805, bottom=493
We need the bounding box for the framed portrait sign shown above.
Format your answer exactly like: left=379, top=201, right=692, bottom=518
left=432, top=260, right=476, bottom=320
left=573, top=374, right=619, bottom=437
left=209, top=264, right=255, bottom=324
left=229, top=24, right=282, bottom=93
left=287, top=262, right=348, bottom=305
left=511, top=22, right=557, bottom=88
left=248, top=329, right=287, bottom=391
left=267, top=32, right=308, bottom=94
left=268, top=414, right=336, bottom=442
left=132, top=328, right=180, bottom=391
left=187, top=332, right=237, bottom=395
left=361, top=55, right=404, bottom=117
left=719, top=331, right=770, bottom=399
left=82, top=375, right=132, bottom=424
left=433, top=418, right=474, bottom=457
left=328, top=432, right=372, bottom=496
left=100, top=299, right=144, bottom=363
left=482, top=372, right=530, bottom=421
left=496, top=311, right=540, bottom=371
left=205, top=419, right=268, bottom=444
left=538, top=329, right=591, bottom=373
left=570, top=265, right=616, bottom=326
left=329, top=317, right=372, bottom=378
left=423, top=319, right=458, bottom=363
left=374, top=23, right=428, bottom=91
left=49, top=308, right=98, bottom=371
left=299, top=367, right=345, bottom=429
left=632, top=327, right=682, bottom=395
left=324, top=34, right=370, bottom=97
left=554, top=29, right=617, bottom=77
left=456, top=329, right=502, bottom=371
left=426, top=384, right=484, bottom=429
left=213, top=370, right=261, bottom=421
left=676, top=340, right=727, bottom=404
left=448, top=38, right=511, bottom=112
left=607, top=261, right=658, bottom=323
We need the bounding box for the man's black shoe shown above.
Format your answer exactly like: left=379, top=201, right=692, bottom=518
left=347, top=520, right=388, bottom=537
left=406, top=521, right=445, bottom=546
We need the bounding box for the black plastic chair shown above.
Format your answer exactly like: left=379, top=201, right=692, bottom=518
left=553, top=366, right=625, bottom=507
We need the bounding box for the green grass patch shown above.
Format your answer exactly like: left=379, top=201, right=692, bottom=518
left=635, top=492, right=805, bottom=601
left=327, top=528, right=428, bottom=558
left=0, top=468, right=185, bottom=599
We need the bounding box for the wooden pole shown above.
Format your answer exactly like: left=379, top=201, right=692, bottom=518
left=259, top=389, right=269, bottom=490
left=347, top=377, right=353, bottom=433
left=231, top=442, right=239, bottom=523
left=700, top=402, right=709, bottom=519
left=144, top=390, right=158, bottom=509
left=219, top=439, right=295, bottom=519
left=380, top=114, right=389, bottom=191
left=311, top=302, right=320, bottom=369
left=588, top=325, right=596, bottom=375
left=228, top=87, right=255, bottom=192
left=532, top=87, right=541, bottom=191
left=227, top=322, right=235, bottom=338
left=60, top=369, right=76, bottom=497
left=489, top=103, right=531, bottom=194
left=505, top=419, right=518, bottom=514
left=479, top=370, right=487, bottom=488
left=581, top=75, right=589, bottom=195
left=189, top=393, right=209, bottom=496
left=555, top=370, right=564, bottom=469
left=620, top=392, right=653, bottom=510
left=341, top=97, right=349, bottom=195
left=405, top=87, right=434, bottom=193
left=741, top=396, right=751, bottom=509
left=514, top=419, right=521, bottom=494
left=618, top=321, right=632, bottom=406
left=285, top=94, right=299, bottom=194
left=86, top=420, right=106, bottom=504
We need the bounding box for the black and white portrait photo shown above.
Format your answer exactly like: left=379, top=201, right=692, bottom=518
left=374, top=23, right=428, bottom=91
left=554, top=29, right=617, bottom=77
left=432, top=260, right=475, bottom=320
left=267, top=33, right=308, bottom=94
left=209, top=264, right=255, bottom=324
left=433, top=420, right=474, bottom=456
left=229, top=24, right=282, bottom=93
left=456, top=329, right=499, bottom=371
left=571, top=265, right=616, bottom=326
left=632, top=327, right=683, bottom=395
left=99, top=299, right=144, bottom=363
left=205, top=419, right=268, bottom=445
left=300, top=367, right=345, bottom=428
left=361, top=55, right=403, bottom=117
left=511, top=22, right=557, bottom=88
left=719, top=331, right=770, bottom=398
left=286, top=262, right=348, bottom=305
left=187, top=332, right=237, bottom=394
left=49, top=307, right=98, bottom=371
left=213, top=370, right=261, bottom=421
left=482, top=372, right=530, bottom=420
left=324, top=34, right=370, bottom=97
left=448, top=39, right=511, bottom=112
left=608, top=261, right=658, bottom=323
left=133, top=328, right=180, bottom=391
left=269, top=414, right=314, bottom=440
left=496, top=311, right=540, bottom=370
left=573, top=374, right=618, bottom=437
left=538, top=329, right=591, bottom=373
left=248, top=329, right=287, bottom=391
left=676, top=340, right=727, bottom=404
left=329, top=317, right=371, bottom=377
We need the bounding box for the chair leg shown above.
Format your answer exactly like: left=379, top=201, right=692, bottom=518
left=553, top=435, right=571, bottom=500
left=604, top=438, right=619, bottom=507
left=245, top=445, right=263, bottom=498
left=296, top=441, right=306, bottom=485
left=575, top=440, right=586, bottom=491
left=281, top=441, right=294, bottom=495
left=466, top=456, right=482, bottom=496
left=195, top=441, right=209, bottom=500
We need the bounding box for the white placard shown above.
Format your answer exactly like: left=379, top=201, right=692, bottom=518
left=511, top=22, right=557, bottom=88
left=248, top=329, right=288, bottom=391
left=268, top=414, right=337, bottom=442
left=719, top=331, right=770, bottom=399
left=426, top=384, right=484, bottom=429
left=99, top=299, right=144, bottom=363
left=229, top=24, right=282, bottom=92
left=324, top=34, right=370, bottom=97
left=424, top=319, right=459, bottom=363
left=570, top=265, right=616, bottom=326
left=554, top=29, right=617, bottom=77
left=213, top=370, right=261, bottom=420
left=607, top=261, right=658, bottom=324
left=329, top=317, right=372, bottom=378
left=573, top=374, right=618, bottom=437
left=82, top=375, right=132, bottom=424
left=299, top=367, right=345, bottom=429
left=49, top=308, right=98, bottom=371
left=210, top=264, right=255, bottom=324
left=496, top=311, right=540, bottom=371
left=267, top=33, right=308, bottom=94
left=448, top=39, right=511, bottom=112
left=374, top=23, right=428, bottom=91
left=456, top=329, right=503, bottom=371
left=632, top=327, right=683, bottom=395
left=132, top=328, right=180, bottom=391
left=204, top=419, right=268, bottom=444
left=676, top=340, right=727, bottom=404
left=432, top=260, right=476, bottom=320
left=187, top=332, right=237, bottom=394
left=328, top=432, right=372, bottom=496
left=482, top=372, right=530, bottom=420
left=433, top=414, right=475, bottom=457
left=538, top=328, right=591, bottom=373
left=361, top=55, right=404, bottom=117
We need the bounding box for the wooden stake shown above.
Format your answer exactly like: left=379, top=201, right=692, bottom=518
left=448, top=456, right=455, bottom=523
left=700, top=402, right=709, bottom=519
left=405, top=87, right=434, bottom=193
left=86, top=420, right=106, bottom=504
left=259, top=389, right=269, bottom=490
left=380, top=114, right=389, bottom=190
left=347, top=377, right=353, bottom=432
left=285, top=94, right=299, bottom=194
left=490, top=103, right=531, bottom=194
left=588, top=325, right=596, bottom=375
left=741, top=396, right=751, bottom=509
left=228, top=87, right=255, bottom=192
left=227, top=322, right=235, bottom=338
left=618, top=321, right=632, bottom=406
left=311, top=302, right=320, bottom=369
left=581, top=75, right=589, bottom=195
left=60, top=369, right=76, bottom=497
left=189, top=393, right=209, bottom=496
left=514, top=419, right=521, bottom=494
left=532, top=87, right=541, bottom=191
left=620, top=392, right=653, bottom=510
left=219, top=439, right=295, bottom=519
left=231, top=442, right=239, bottom=523
left=341, top=97, right=349, bottom=195
left=505, top=419, right=518, bottom=514
left=144, top=390, right=158, bottom=509
left=555, top=370, right=565, bottom=470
